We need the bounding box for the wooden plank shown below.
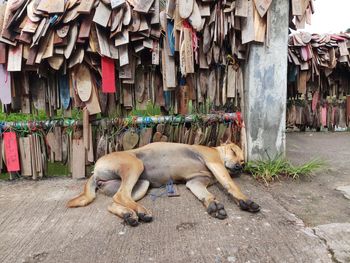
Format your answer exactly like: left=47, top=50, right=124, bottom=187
left=72, top=139, right=85, bottom=179
left=133, top=0, right=154, bottom=13
left=179, top=0, right=193, bottom=19
left=77, top=0, right=95, bottom=14
left=96, top=25, right=111, bottom=57
left=119, top=44, right=129, bottom=67
left=150, top=0, right=159, bottom=24
left=227, top=65, right=236, bottom=98
left=162, top=49, right=176, bottom=90
left=7, top=44, right=23, bottom=72
left=115, top=29, right=129, bottom=47
left=183, top=28, right=194, bottom=74
left=0, top=43, right=6, bottom=64
left=64, top=24, right=78, bottom=59
left=78, top=13, right=94, bottom=39
left=235, top=0, right=248, bottom=17
left=241, top=0, right=254, bottom=44
left=111, top=0, right=126, bottom=9
left=254, top=0, right=272, bottom=17
left=37, top=0, right=65, bottom=14
left=85, top=84, right=101, bottom=115
left=93, top=2, right=111, bottom=28
left=253, top=3, right=266, bottom=43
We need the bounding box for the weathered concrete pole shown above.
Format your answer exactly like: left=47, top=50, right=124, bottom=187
left=244, top=0, right=290, bottom=161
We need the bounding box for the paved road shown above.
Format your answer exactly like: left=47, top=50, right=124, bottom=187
left=0, top=133, right=349, bottom=263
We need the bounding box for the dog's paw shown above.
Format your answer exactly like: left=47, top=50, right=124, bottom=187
left=207, top=201, right=227, bottom=220
left=238, top=199, right=260, bottom=213
left=137, top=213, right=153, bottom=223
left=123, top=213, right=139, bottom=227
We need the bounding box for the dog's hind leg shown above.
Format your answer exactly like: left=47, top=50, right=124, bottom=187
left=67, top=176, right=97, bottom=207
left=98, top=179, right=150, bottom=201
left=108, top=202, right=140, bottom=227
left=107, top=152, right=152, bottom=225
left=186, top=176, right=227, bottom=219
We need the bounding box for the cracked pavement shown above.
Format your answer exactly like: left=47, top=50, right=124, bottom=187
left=0, top=133, right=349, bottom=263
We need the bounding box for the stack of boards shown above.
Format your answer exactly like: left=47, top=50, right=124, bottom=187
left=0, top=0, right=313, bottom=116
left=0, top=117, right=242, bottom=179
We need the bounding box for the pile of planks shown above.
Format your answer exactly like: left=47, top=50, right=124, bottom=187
left=0, top=0, right=312, bottom=116
left=287, top=32, right=350, bottom=131
left=0, top=114, right=242, bottom=179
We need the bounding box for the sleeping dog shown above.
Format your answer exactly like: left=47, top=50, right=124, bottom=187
left=67, top=142, right=260, bottom=226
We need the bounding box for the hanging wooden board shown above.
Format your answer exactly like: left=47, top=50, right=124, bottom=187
left=7, top=44, right=23, bottom=72
left=183, top=28, right=194, bottom=74
left=241, top=0, right=255, bottom=44
left=0, top=65, right=11, bottom=105
left=139, top=128, right=153, bottom=147
left=54, top=127, right=62, bottom=162
left=37, top=0, right=65, bottom=14
left=188, top=0, right=202, bottom=31
left=18, top=137, right=33, bottom=176
left=85, top=84, right=102, bottom=115
left=133, top=0, right=154, bottom=13
left=75, top=64, right=92, bottom=102
left=122, top=129, right=139, bottom=150
left=179, top=0, right=193, bottom=19
left=78, top=0, right=95, bottom=14
left=111, top=0, right=126, bottom=9
left=31, top=77, right=46, bottom=110
left=227, top=65, right=236, bottom=98
left=72, top=139, right=86, bottom=179
left=93, top=1, right=111, bottom=28
left=254, top=0, right=272, bottom=17
left=162, top=49, right=176, bottom=90
left=151, top=0, right=159, bottom=24
left=64, top=24, right=78, bottom=59
left=236, top=0, right=249, bottom=17
left=79, top=13, right=94, bottom=39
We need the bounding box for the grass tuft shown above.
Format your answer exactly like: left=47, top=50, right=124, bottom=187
left=244, top=156, right=325, bottom=186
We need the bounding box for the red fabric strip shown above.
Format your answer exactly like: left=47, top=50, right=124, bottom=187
left=101, top=57, right=116, bottom=93
left=3, top=132, right=20, bottom=172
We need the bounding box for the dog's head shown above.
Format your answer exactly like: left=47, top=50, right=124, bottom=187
left=216, top=143, right=245, bottom=176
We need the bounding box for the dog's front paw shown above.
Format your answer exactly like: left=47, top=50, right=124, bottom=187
left=123, top=213, right=139, bottom=227
left=239, top=200, right=260, bottom=213
left=207, top=201, right=227, bottom=220
left=137, top=213, right=153, bottom=223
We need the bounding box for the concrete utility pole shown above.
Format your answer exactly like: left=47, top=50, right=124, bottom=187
left=244, top=0, right=290, bottom=161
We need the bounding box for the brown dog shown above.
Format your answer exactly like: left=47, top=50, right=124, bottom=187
left=67, top=142, right=260, bottom=226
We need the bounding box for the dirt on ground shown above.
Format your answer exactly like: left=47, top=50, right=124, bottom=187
left=0, top=133, right=349, bottom=263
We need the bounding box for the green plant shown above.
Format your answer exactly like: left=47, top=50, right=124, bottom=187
left=244, top=156, right=325, bottom=185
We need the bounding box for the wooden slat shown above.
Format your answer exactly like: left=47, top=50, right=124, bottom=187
left=235, top=0, right=248, bottom=17
left=7, top=44, right=23, bottom=72
left=77, top=0, right=95, bottom=14
left=93, top=2, right=111, bottom=28
left=72, top=139, right=86, bottom=179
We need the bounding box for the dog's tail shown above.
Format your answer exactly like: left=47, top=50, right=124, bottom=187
left=67, top=176, right=97, bottom=208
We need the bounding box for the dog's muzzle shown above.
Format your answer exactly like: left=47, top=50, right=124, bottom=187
left=225, top=162, right=243, bottom=175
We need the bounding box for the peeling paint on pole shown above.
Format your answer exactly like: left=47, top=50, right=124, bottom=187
left=244, top=0, right=289, bottom=161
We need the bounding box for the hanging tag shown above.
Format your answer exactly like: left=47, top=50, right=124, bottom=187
left=102, top=57, right=116, bottom=93
left=3, top=132, right=20, bottom=172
